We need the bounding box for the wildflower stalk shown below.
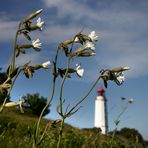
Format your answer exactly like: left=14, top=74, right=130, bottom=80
left=0, top=68, right=22, bottom=112
left=56, top=56, right=72, bottom=148
left=56, top=35, right=100, bottom=147
left=57, top=75, right=101, bottom=148
left=111, top=102, right=128, bottom=140
left=60, top=57, right=71, bottom=114
left=33, top=77, right=56, bottom=147
left=56, top=36, right=79, bottom=148
left=9, top=22, right=22, bottom=75
left=57, top=117, right=65, bottom=148
left=36, top=119, right=50, bottom=147
left=66, top=76, right=101, bottom=116
left=0, top=21, right=23, bottom=112
left=33, top=48, right=59, bottom=147
left=110, top=99, right=132, bottom=147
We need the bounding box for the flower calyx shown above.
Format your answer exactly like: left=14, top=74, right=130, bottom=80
left=16, top=38, right=42, bottom=57
left=58, top=42, right=69, bottom=56
left=22, top=9, right=43, bottom=24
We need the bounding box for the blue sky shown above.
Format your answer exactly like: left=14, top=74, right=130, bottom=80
left=0, top=0, right=148, bottom=139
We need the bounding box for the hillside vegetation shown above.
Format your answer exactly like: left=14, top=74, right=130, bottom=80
left=0, top=108, right=148, bottom=148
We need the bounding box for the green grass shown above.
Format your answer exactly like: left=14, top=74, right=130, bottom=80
left=0, top=107, right=148, bottom=148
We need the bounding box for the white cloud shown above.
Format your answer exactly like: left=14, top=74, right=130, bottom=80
left=41, top=24, right=88, bottom=43
left=15, top=52, right=42, bottom=66
left=0, top=19, right=17, bottom=42
left=42, top=0, right=98, bottom=20
left=42, top=0, right=148, bottom=79
left=1, top=0, right=148, bottom=79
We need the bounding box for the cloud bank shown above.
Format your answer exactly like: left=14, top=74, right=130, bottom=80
left=42, top=0, right=148, bottom=79
left=0, top=0, right=148, bottom=79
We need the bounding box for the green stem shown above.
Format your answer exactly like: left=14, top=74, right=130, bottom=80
left=56, top=69, right=100, bottom=148
left=37, top=123, right=50, bottom=147
left=58, top=36, right=77, bottom=115
left=111, top=104, right=128, bottom=145
left=1, top=22, right=22, bottom=112
left=35, top=78, right=56, bottom=142
left=57, top=117, right=65, bottom=148
left=67, top=76, right=101, bottom=115
left=59, top=57, right=71, bottom=115
left=9, top=22, right=22, bottom=74
left=34, top=48, right=59, bottom=147
left=56, top=42, right=74, bottom=147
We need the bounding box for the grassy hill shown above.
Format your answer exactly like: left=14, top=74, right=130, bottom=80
left=0, top=108, right=148, bottom=148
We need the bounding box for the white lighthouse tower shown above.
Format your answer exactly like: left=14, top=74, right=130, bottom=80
left=94, top=87, right=108, bottom=134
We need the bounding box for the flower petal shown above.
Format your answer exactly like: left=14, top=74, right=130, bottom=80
left=42, top=60, right=51, bottom=69
left=88, top=31, right=98, bottom=42
left=77, top=68, right=84, bottom=77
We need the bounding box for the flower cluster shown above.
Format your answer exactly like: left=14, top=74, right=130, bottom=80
left=57, top=64, right=84, bottom=78
left=15, top=10, right=45, bottom=57
left=56, top=30, right=99, bottom=79
left=100, top=67, right=130, bottom=88
left=88, top=31, right=99, bottom=42
left=73, top=31, right=98, bottom=57
left=11, top=10, right=51, bottom=79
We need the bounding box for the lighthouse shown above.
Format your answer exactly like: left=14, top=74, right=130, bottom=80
left=94, top=87, right=108, bottom=134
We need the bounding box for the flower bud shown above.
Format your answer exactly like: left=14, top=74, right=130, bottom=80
left=128, top=98, right=134, bottom=104
left=111, top=67, right=130, bottom=73
left=5, top=102, right=18, bottom=107
left=78, top=52, right=96, bottom=57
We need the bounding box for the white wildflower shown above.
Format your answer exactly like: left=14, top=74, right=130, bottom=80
left=32, top=38, right=42, bottom=49
left=74, top=37, right=79, bottom=42
left=88, top=31, right=98, bottom=42
left=85, top=42, right=95, bottom=51
left=116, top=72, right=125, bottom=84
left=36, top=17, right=44, bottom=30
left=128, top=98, right=134, bottom=104
left=75, top=64, right=84, bottom=77
left=42, top=60, right=51, bottom=69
